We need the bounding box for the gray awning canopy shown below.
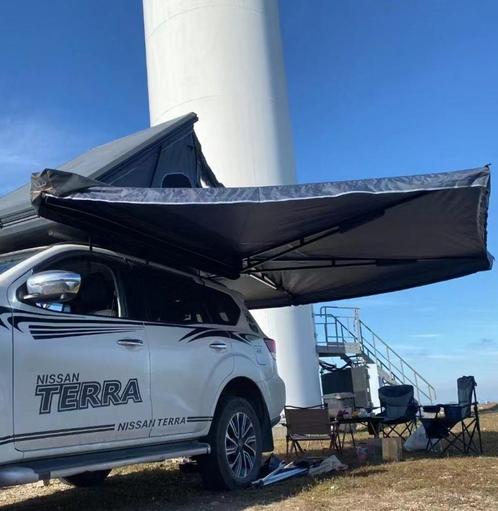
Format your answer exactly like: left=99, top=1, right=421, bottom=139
left=31, top=166, right=492, bottom=309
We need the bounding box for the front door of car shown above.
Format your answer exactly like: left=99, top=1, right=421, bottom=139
left=122, top=265, right=234, bottom=439
left=10, top=254, right=152, bottom=452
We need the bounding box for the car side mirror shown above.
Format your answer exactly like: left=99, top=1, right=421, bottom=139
left=24, top=270, right=81, bottom=304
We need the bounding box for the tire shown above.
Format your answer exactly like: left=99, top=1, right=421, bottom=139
left=200, top=396, right=262, bottom=490
left=61, top=469, right=111, bottom=487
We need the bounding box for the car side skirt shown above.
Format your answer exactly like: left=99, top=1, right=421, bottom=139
left=0, top=440, right=210, bottom=488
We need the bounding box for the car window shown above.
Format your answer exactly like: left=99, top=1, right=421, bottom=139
left=204, top=286, right=241, bottom=326
left=118, top=263, right=148, bottom=321
left=139, top=266, right=209, bottom=325
left=244, top=310, right=261, bottom=334
left=24, top=257, right=121, bottom=318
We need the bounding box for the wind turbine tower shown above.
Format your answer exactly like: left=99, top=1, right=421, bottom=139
left=143, top=0, right=322, bottom=407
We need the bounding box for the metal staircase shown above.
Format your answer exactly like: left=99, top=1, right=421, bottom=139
left=314, top=306, right=436, bottom=404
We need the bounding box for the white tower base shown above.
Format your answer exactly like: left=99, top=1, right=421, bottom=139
left=255, top=307, right=322, bottom=407
left=143, top=0, right=322, bottom=408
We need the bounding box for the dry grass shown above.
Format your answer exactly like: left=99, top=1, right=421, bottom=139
left=1, top=409, right=498, bottom=511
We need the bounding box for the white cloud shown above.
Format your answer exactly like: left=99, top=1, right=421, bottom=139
left=424, top=353, right=467, bottom=361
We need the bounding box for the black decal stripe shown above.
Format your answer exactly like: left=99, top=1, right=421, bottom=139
left=32, top=330, right=141, bottom=340
left=32, top=334, right=138, bottom=340
left=0, top=424, right=116, bottom=446
left=31, top=329, right=141, bottom=336
left=186, top=416, right=213, bottom=423
left=14, top=424, right=116, bottom=439
left=12, top=312, right=142, bottom=325
left=178, top=326, right=210, bottom=342
left=9, top=309, right=250, bottom=345
left=0, top=306, right=11, bottom=330
left=179, top=328, right=252, bottom=345
left=8, top=308, right=205, bottom=334
left=32, top=329, right=139, bottom=336
left=15, top=427, right=115, bottom=443
left=9, top=313, right=142, bottom=331
left=186, top=330, right=234, bottom=343
left=180, top=327, right=250, bottom=344
left=31, top=325, right=142, bottom=331
left=30, top=321, right=143, bottom=327
left=11, top=317, right=141, bottom=326
left=11, top=308, right=184, bottom=328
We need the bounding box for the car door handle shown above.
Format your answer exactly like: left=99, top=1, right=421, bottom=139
left=209, top=342, right=227, bottom=351
left=117, top=338, right=144, bottom=347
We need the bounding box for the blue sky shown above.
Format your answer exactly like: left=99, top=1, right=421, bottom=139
left=0, top=0, right=497, bottom=401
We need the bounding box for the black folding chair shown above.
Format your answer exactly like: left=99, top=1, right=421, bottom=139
left=376, top=385, right=418, bottom=439
left=421, top=376, right=483, bottom=455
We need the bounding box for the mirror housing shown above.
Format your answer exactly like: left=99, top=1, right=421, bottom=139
left=24, top=270, right=81, bottom=304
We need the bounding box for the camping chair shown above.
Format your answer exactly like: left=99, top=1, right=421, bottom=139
left=284, top=405, right=339, bottom=456
left=376, top=385, right=418, bottom=439
left=421, top=376, right=483, bottom=455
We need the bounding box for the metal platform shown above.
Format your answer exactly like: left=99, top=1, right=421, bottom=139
left=314, top=306, right=436, bottom=404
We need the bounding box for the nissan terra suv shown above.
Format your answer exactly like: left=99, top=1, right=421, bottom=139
left=0, top=243, right=285, bottom=490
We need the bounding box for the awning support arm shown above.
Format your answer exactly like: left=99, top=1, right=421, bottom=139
left=245, top=256, right=482, bottom=273
left=250, top=272, right=295, bottom=299
left=245, top=260, right=408, bottom=273
left=242, top=192, right=428, bottom=273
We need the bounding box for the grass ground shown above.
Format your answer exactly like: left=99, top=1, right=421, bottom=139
left=1, top=408, right=498, bottom=511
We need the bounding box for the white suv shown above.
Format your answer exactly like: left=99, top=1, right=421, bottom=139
left=0, top=243, right=285, bottom=490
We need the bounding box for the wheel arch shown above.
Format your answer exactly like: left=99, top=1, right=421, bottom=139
left=212, top=377, right=274, bottom=452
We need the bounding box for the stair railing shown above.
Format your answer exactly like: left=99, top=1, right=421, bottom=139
left=315, top=305, right=436, bottom=404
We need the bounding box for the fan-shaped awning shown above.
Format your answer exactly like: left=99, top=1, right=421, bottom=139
left=31, top=166, right=492, bottom=309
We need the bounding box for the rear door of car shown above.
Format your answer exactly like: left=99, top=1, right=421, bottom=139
left=122, top=264, right=235, bottom=439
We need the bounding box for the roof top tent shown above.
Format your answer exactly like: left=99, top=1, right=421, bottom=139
left=31, top=166, right=492, bottom=308
left=0, top=112, right=221, bottom=253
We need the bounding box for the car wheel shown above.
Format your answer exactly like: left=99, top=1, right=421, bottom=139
left=61, top=469, right=111, bottom=487
left=200, top=396, right=262, bottom=490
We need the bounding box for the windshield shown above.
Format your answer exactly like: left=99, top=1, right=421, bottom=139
left=0, top=248, right=43, bottom=275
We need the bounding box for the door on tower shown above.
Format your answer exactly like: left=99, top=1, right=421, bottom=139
left=11, top=251, right=152, bottom=453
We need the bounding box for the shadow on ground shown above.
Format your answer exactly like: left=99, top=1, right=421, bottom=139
left=0, top=456, right=387, bottom=511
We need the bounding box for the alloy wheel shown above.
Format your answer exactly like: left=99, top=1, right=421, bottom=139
left=224, top=411, right=257, bottom=479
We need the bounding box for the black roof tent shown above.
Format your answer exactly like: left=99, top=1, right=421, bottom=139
left=0, top=113, right=220, bottom=253
left=31, top=166, right=492, bottom=309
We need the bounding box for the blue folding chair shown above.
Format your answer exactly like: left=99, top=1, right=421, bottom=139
left=377, top=385, right=418, bottom=439
left=421, top=376, right=482, bottom=455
